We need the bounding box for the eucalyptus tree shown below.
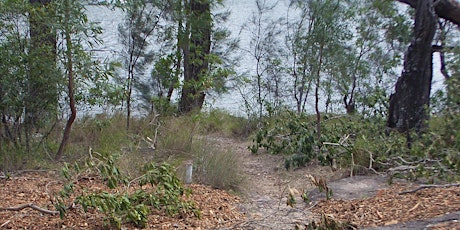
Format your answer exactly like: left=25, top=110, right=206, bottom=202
left=0, top=0, right=111, bottom=160
left=0, top=0, right=60, bottom=151
left=0, top=0, right=30, bottom=147
left=27, top=0, right=60, bottom=132
left=54, top=0, right=109, bottom=159
left=387, top=0, right=460, bottom=134
left=330, top=0, right=411, bottom=116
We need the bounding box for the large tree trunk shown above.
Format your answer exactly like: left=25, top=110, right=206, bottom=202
left=179, top=0, right=211, bottom=113
left=387, top=0, right=437, bottom=133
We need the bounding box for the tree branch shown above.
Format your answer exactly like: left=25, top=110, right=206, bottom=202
left=399, top=183, right=460, bottom=195
left=0, top=203, right=59, bottom=215
left=397, top=0, right=460, bottom=27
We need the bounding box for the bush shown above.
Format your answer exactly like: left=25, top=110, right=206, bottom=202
left=249, top=111, right=318, bottom=169
left=193, top=138, right=244, bottom=191
left=249, top=109, right=460, bottom=181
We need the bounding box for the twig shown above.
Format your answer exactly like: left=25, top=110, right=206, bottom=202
left=0, top=203, right=59, bottom=215
left=1, top=220, right=11, bottom=228
left=399, top=183, right=460, bottom=195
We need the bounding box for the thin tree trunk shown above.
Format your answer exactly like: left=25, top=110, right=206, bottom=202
left=315, top=44, right=324, bottom=143
left=387, top=0, right=437, bottom=133
left=55, top=0, right=76, bottom=160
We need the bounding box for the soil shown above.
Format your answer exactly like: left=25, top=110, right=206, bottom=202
left=1, top=136, right=459, bottom=229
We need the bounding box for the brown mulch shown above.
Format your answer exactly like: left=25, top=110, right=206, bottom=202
left=312, top=184, right=460, bottom=228
left=1, top=172, right=460, bottom=229
left=0, top=172, right=244, bottom=229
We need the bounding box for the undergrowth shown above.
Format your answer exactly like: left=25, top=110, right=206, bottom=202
left=54, top=150, right=200, bottom=229
left=250, top=110, right=460, bottom=182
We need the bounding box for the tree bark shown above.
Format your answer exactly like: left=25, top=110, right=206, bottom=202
left=179, top=0, right=211, bottom=113
left=397, top=0, right=460, bottom=27
left=387, top=0, right=437, bottom=133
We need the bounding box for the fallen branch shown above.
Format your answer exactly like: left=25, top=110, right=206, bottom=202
left=0, top=203, right=59, bottom=215
left=399, top=183, right=460, bottom=195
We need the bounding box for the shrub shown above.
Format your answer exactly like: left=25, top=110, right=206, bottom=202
left=249, top=111, right=318, bottom=169
left=193, top=138, right=244, bottom=191
left=249, top=109, right=459, bottom=182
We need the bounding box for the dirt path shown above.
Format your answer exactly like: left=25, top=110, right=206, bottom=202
left=210, top=137, right=460, bottom=230
left=211, top=137, right=346, bottom=229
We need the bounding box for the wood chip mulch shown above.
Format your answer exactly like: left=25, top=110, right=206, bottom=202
left=0, top=173, right=244, bottom=229
left=312, top=184, right=460, bottom=228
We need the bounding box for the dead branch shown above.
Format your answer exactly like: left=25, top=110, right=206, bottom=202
left=0, top=203, right=59, bottom=215
left=399, top=183, right=460, bottom=195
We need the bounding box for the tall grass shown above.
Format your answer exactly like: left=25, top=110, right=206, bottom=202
left=1, top=110, right=248, bottom=191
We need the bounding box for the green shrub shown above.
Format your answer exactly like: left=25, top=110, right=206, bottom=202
left=250, top=109, right=459, bottom=181
left=249, top=111, right=318, bottom=169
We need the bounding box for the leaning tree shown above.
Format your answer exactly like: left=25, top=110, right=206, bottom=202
left=387, top=0, right=460, bottom=133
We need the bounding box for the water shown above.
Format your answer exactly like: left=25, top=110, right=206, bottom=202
left=85, top=0, right=445, bottom=116
left=85, top=0, right=288, bottom=116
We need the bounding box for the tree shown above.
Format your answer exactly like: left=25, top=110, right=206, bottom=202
left=178, top=0, right=213, bottom=113
left=118, top=0, right=165, bottom=128
left=27, top=0, right=60, bottom=147
left=0, top=0, right=30, bottom=148
left=54, top=0, right=106, bottom=160
left=330, top=0, right=411, bottom=116
left=388, top=0, right=460, bottom=133
left=398, top=0, right=460, bottom=26
left=240, top=0, right=285, bottom=118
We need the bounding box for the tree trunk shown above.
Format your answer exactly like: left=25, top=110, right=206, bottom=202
left=179, top=0, right=211, bottom=113
left=55, top=0, right=76, bottom=160
left=387, top=0, right=437, bottom=133
left=315, top=44, right=324, bottom=143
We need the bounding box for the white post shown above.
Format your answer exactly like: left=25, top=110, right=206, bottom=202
left=185, top=161, right=193, bottom=184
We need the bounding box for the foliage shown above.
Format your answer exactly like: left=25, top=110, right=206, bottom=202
left=304, top=213, right=357, bottom=230
left=55, top=151, right=200, bottom=229
left=0, top=0, right=118, bottom=161
left=249, top=111, right=317, bottom=169
left=250, top=109, right=459, bottom=182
